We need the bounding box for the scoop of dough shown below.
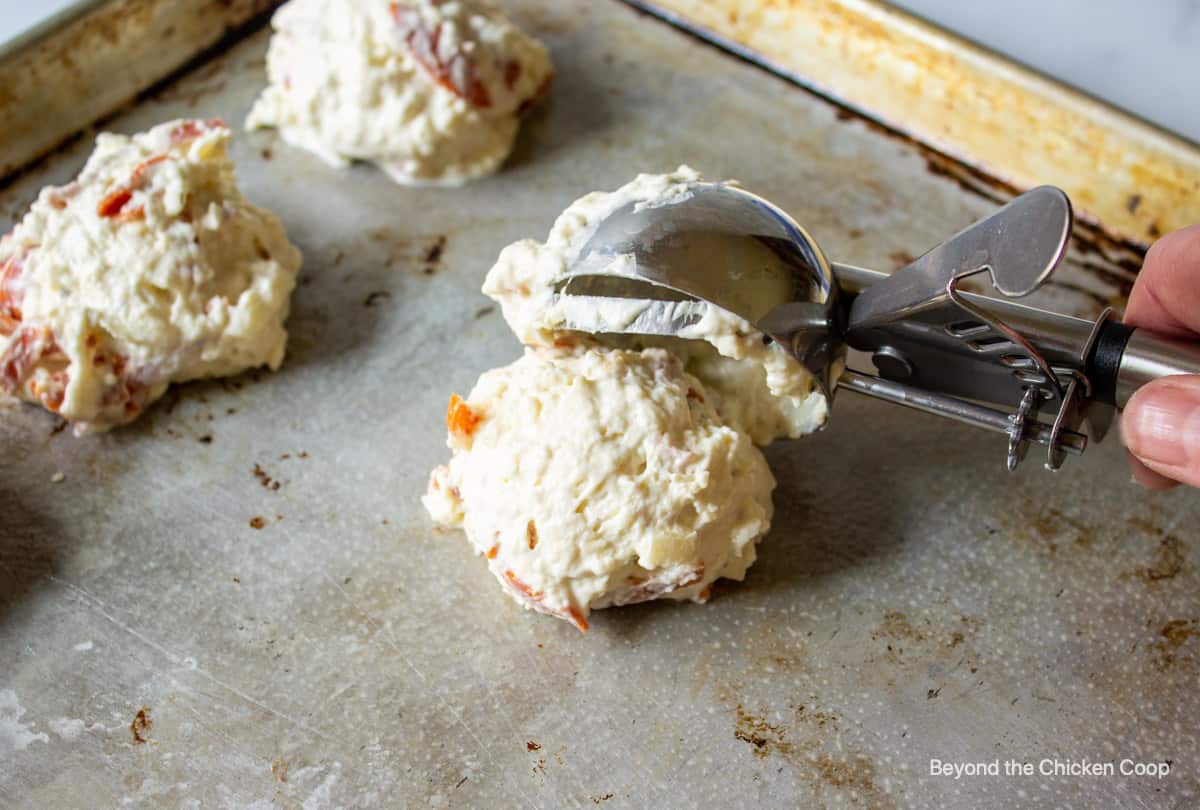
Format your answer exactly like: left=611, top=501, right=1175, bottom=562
left=482, top=165, right=828, bottom=445
left=0, top=118, right=302, bottom=433
left=423, top=344, right=775, bottom=631
left=247, top=0, right=553, bottom=186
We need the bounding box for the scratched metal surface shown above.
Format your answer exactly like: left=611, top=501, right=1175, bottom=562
left=1, top=2, right=1198, bottom=808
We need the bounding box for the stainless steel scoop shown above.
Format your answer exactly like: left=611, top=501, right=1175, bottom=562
left=554, top=182, right=1200, bottom=471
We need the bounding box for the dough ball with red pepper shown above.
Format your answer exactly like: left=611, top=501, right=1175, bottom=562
left=423, top=343, right=776, bottom=632
left=247, top=0, right=553, bottom=186
left=0, top=119, right=301, bottom=433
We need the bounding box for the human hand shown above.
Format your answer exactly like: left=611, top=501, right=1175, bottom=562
left=1120, top=223, right=1200, bottom=488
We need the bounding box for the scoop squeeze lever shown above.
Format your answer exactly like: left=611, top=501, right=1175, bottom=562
left=553, top=182, right=1200, bottom=471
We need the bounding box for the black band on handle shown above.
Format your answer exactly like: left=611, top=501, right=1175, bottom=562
left=1088, top=320, right=1135, bottom=406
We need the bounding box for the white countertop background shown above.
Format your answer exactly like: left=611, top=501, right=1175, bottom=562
left=890, top=0, right=1200, bottom=142
left=0, top=0, right=1197, bottom=141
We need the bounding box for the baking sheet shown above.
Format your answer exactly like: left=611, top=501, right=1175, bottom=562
left=2, top=2, right=1198, bottom=808
left=0, top=0, right=277, bottom=179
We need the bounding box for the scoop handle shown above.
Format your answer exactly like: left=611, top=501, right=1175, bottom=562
left=1090, top=321, right=1200, bottom=408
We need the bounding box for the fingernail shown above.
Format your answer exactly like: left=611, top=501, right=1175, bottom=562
left=1123, top=382, right=1200, bottom=467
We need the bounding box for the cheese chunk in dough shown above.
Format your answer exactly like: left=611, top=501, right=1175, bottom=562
left=0, top=118, right=302, bottom=433
left=247, top=0, right=553, bottom=186
left=483, top=166, right=829, bottom=445
left=423, top=345, right=775, bottom=631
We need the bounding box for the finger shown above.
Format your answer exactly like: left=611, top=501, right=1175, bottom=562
left=1124, top=223, right=1200, bottom=337
left=1120, top=375, right=1200, bottom=488
left=1125, top=451, right=1179, bottom=490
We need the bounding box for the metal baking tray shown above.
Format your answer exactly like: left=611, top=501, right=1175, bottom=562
left=2, top=1, right=1197, bottom=807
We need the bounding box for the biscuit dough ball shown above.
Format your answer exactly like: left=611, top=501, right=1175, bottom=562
left=424, top=344, right=775, bottom=631
left=0, top=119, right=301, bottom=433
left=247, top=0, right=553, bottom=185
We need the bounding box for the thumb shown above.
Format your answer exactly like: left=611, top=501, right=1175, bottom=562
left=1121, top=375, right=1200, bottom=488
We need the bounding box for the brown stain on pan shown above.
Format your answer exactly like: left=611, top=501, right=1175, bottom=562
left=998, top=506, right=1096, bottom=555
left=873, top=610, right=926, bottom=642
left=733, top=704, right=793, bottom=758
left=362, top=230, right=449, bottom=275
left=1126, top=517, right=1187, bottom=583
left=422, top=236, right=448, bottom=275
left=869, top=609, right=983, bottom=666
left=1151, top=619, right=1199, bottom=670
left=129, top=706, right=152, bottom=744
left=715, top=666, right=894, bottom=806
left=813, top=753, right=880, bottom=793
left=1137, top=537, right=1186, bottom=583
left=745, top=623, right=810, bottom=675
